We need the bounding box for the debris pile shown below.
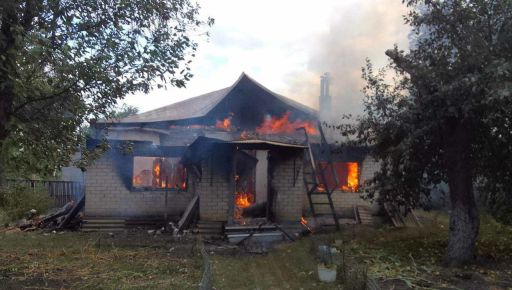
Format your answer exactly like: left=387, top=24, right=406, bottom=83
left=2, top=196, right=85, bottom=233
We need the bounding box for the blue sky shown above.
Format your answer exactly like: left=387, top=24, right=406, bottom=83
left=123, top=0, right=410, bottom=118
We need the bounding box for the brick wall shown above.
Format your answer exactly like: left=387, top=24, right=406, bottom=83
left=194, top=149, right=306, bottom=223
left=359, top=155, right=380, bottom=186
left=85, top=155, right=192, bottom=218
left=271, top=151, right=305, bottom=222
left=86, top=150, right=381, bottom=220
left=195, top=157, right=232, bottom=221
left=304, top=155, right=381, bottom=217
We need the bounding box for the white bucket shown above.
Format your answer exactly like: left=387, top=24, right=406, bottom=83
left=317, top=264, right=337, bottom=283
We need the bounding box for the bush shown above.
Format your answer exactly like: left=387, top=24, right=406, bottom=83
left=0, top=184, right=52, bottom=223
left=481, top=191, right=512, bottom=226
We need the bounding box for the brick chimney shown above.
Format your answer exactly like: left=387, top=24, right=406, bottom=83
left=319, top=72, right=332, bottom=120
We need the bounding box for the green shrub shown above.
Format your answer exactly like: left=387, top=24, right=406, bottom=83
left=0, top=184, right=52, bottom=223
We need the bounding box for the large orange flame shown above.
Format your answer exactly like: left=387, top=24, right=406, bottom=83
left=341, top=162, right=359, bottom=191
left=152, top=161, right=161, bottom=187
left=256, top=112, right=318, bottom=135
left=234, top=191, right=254, bottom=208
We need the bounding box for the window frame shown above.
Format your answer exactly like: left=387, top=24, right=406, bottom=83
left=317, top=161, right=360, bottom=192
left=130, top=155, right=188, bottom=192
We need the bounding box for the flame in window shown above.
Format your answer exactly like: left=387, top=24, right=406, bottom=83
left=341, top=162, right=359, bottom=191
left=152, top=160, right=161, bottom=187
left=132, top=157, right=187, bottom=190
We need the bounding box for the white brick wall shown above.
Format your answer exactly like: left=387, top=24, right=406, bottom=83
left=195, top=150, right=305, bottom=223
left=86, top=150, right=382, bottom=220
left=195, top=158, right=232, bottom=221
left=272, top=151, right=305, bottom=222
left=303, top=155, right=381, bottom=217
left=360, top=155, right=380, bottom=186
left=85, top=155, right=193, bottom=217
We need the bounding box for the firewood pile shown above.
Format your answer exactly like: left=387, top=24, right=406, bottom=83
left=2, top=196, right=85, bottom=233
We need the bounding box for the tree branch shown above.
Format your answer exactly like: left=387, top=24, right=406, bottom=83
left=21, top=0, right=38, bottom=32
left=12, top=79, right=81, bottom=114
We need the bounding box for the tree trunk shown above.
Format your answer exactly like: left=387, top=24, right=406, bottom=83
left=0, top=2, right=18, bottom=188
left=443, top=121, right=479, bottom=266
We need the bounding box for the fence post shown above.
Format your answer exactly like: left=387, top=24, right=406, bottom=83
left=199, top=242, right=213, bottom=290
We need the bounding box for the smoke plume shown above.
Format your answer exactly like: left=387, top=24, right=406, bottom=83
left=284, top=0, right=410, bottom=123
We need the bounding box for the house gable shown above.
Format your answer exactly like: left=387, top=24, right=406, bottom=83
left=102, top=73, right=317, bottom=129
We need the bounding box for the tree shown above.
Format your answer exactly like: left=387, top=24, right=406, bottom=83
left=0, top=1, right=213, bottom=182
left=356, top=0, right=512, bottom=266
left=109, top=104, right=139, bottom=120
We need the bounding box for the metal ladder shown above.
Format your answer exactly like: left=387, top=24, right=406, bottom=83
left=298, top=121, right=340, bottom=230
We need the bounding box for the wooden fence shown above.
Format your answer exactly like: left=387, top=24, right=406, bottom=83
left=6, top=180, right=85, bottom=208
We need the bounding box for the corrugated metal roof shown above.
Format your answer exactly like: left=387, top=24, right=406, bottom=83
left=107, top=73, right=317, bottom=124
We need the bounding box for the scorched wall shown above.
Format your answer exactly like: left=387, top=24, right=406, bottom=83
left=84, top=154, right=192, bottom=217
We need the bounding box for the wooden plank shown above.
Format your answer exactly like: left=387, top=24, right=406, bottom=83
left=384, top=203, right=404, bottom=227
left=177, top=194, right=199, bottom=231
left=356, top=206, right=374, bottom=225
left=353, top=205, right=361, bottom=224
left=58, top=195, right=85, bottom=229
left=227, top=232, right=283, bottom=244
left=197, top=223, right=224, bottom=229
left=224, top=225, right=277, bottom=232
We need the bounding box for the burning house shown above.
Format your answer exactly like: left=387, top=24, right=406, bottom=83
left=84, top=73, right=379, bottom=232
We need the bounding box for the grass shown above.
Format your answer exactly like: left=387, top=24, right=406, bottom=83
left=0, top=232, right=202, bottom=289
left=211, top=239, right=338, bottom=290
left=1, top=211, right=511, bottom=290
left=333, top=211, right=512, bottom=289
left=0, top=210, right=9, bottom=226
left=210, top=211, right=512, bottom=290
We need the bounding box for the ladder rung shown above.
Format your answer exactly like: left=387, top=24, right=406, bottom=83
left=301, top=123, right=340, bottom=231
